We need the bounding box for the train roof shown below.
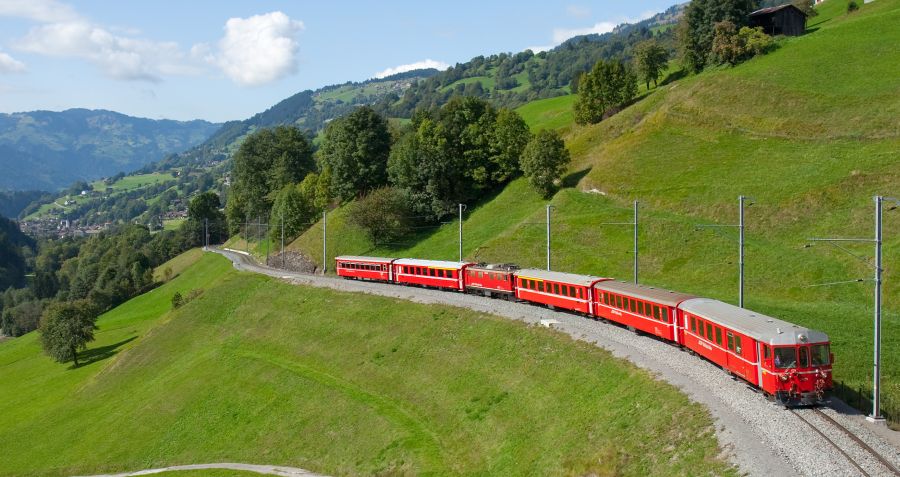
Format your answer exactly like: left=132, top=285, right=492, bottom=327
left=594, top=281, right=697, bottom=307
left=679, top=298, right=829, bottom=346
left=335, top=255, right=397, bottom=262
left=515, top=268, right=608, bottom=287
left=393, top=258, right=475, bottom=269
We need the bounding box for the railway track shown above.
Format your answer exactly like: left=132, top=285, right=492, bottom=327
left=791, top=408, right=900, bottom=476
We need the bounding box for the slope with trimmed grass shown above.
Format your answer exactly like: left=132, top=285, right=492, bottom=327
left=289, top=0, right=900, bottom=417
left=0, top=251, right=733, bottom=476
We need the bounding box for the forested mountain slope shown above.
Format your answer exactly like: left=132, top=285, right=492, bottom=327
left=0, top=109, right=220, bottom=191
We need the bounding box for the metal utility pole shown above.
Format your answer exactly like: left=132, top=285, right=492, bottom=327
left=322, top=210, right=327, bottom=274
left=244, top=214, right=249, bottom=254
left=458, top=203, right=466, bottom=262
left=204, top=218, right=208, bottom=248
left=696, top=195, right=752, bottom=307
left=807, top=195, right=896, bottom=425
left=633, top=201, right=639, bottom=284
left=281, top=213, right=285, bottom=269
left=601, top=200, right=640, bottom=284
left=873, top=195, right=883, bottom=423
left=546, top=205, right=554, bottom=271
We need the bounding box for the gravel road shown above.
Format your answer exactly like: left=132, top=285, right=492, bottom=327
left=214, top=247, right=900, bottom=476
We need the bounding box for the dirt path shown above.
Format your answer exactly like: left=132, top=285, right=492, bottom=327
left=76, top=462, right=326, bottom=476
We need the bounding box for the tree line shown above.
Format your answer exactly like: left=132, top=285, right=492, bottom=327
left=226, top=99, right=570, bottom=247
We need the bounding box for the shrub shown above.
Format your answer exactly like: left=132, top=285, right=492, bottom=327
left=847, top=0, right=859, bottom=12
left=347, top=187, right=414, bottom=245
left=171, top=292, right=183, bottom=309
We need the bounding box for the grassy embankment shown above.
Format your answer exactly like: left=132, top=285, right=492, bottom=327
left=290, top=0, right=900, bottom=417
left=0, top=251, right=733, bottom=476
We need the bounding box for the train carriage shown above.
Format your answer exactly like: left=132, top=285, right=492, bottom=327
left=514, top=269, right=608, bottom=314
left=335, top=256, right=396, bottom=282
left=393, top=258, right=475, bottom=291
left=463, top=263, right=519, bottom=297
left=592, top=281, right=696, bottom=342
left=679, top=298, right=832, bottom=404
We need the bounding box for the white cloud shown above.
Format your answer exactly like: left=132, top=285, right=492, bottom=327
left=0, top=51, right=25, bottom=73
left=209, top=11, right=304, bottom=87
left=374, top=59, right=449, bottom=79
left=0, top=0, right=80, bottom=23
left=531, top=10, right=658, bottom=53
left=17, top=21, right=196, bottom=82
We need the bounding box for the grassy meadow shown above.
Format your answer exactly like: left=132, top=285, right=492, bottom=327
left=290, top=0, right=900, bottom=417
left=0, top=251, right=733, bottom=476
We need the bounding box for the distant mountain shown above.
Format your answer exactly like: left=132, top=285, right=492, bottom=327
left=0, top=109, right=221, bottom=191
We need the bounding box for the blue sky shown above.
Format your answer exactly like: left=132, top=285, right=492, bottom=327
left=0, top=1, right=674, bottom=123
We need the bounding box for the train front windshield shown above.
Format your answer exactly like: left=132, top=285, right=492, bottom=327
left=809, top=343, right=830, bottom=367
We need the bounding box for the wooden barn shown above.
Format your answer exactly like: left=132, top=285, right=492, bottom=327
left=749, top=4, right=807, bottom=36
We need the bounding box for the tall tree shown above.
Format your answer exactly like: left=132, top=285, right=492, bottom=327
left=520, top=130, right=571, bottom=198
left=574, top=60, right=637, bottom=125
left=184, top=191, right=227, bottom=246
left=634, top=39, right=670, bottom=89
left=490, top=109, right=532, bottom=183
left=39, top=300, right=98, bottom=367
left=678, top=0, right=758, bottom=72
left=320, top=106, right=392, bottom=202
left=268, top=173, right=322, bottom=242
left=227, top=126, right=315, bottom=232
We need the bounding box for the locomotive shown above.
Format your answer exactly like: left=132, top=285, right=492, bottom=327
left=335, top=256, right=833, bottom=405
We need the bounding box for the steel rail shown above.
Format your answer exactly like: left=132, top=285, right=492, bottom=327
left=790, top=409, right=870, bottom=477
left=813, top=409, right=900, bottom=476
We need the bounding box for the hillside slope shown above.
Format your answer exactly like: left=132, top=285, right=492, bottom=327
left=0, top=251, right=732, bottom=476
left=290, top=0, right=900, bottom=416
left=0, top=109, right=220, bottom=191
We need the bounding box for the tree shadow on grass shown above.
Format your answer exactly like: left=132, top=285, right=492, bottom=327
left=562, top=167, right=592, bottom=188
left=74, top=336, right=138, bottom=368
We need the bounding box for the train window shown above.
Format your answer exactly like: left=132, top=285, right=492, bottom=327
left=774, top=347, right=796, bottom=369
left=726, top=332, right=734, bottom=351
left=798, top=346, right=809, bottom=368
left=705, top=323, right=713, bottom=341
left=810, top=344, right=829, bottom=366
left=714, top=327, right=722, bottom=346
left=735, top=336, right=742, bottom=354
left=690, top=316, right=696, bottom=332
left=763, top=345, right=771, bottom=360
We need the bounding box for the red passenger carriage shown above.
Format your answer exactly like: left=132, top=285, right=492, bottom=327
left=335, top=256, right=396, bottom=282
left=513, top=269, right=608, bottom=314
left=679, top=298, right=832, bottom=404
left=592, top=281, right=695, bottom=342
left=392, top=258, right=475, bottom=291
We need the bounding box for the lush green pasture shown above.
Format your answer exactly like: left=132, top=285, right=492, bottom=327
left=291, top=0, right=900, bottom=416
left=515, top=94, right=576, bottom=131
left=439, top=76, right=496, bottom=93
left=0, top=252, right=732, bottom=476
left=91, top=172, right=175, bottom=192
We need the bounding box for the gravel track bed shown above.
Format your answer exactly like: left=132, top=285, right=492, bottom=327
left=213, top=248, right=900, bottom=477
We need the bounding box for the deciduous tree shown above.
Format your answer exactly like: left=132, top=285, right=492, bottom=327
left=520, top=130, right=571, bottom=198
left=320, top=106, right=391, bottom=202
left=634, top=39, right=670, bottom=89
left=39, top=300, right=98, bottom=367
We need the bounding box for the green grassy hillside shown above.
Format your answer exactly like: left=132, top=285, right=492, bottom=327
left=0, top=252, right=732, bottom=476
left=290, top=0, right=900, bottom=417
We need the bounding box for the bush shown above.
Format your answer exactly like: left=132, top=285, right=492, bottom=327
left=171, top=292, right=183, bottom=309
left=847, top=1, right=859, bottom=12
left=712, top=21, right=773, bottom=66
left=347, top=187, right=414, bottom=245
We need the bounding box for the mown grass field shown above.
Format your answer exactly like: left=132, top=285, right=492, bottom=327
left=291, top=0, right=900, bottom=417
left=90, top=172, right=175, bottom=192
left=0, top=252, right=733, bottom=476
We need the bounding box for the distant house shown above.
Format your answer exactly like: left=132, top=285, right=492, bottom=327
left=749, top=4, right=807, bottom=36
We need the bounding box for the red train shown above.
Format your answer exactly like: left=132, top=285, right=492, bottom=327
left=336, top=256, right=832, bottom=405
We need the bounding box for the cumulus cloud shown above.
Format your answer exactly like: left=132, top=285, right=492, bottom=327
left=0, top=51, right=26, bottom=73
left=208, top=11, right=304, bottom=87
left=0, top=0, right=80, bottom=23
left=374, top=59, right=449, bottom=79
left=17, top=21, right=196, bottom=81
